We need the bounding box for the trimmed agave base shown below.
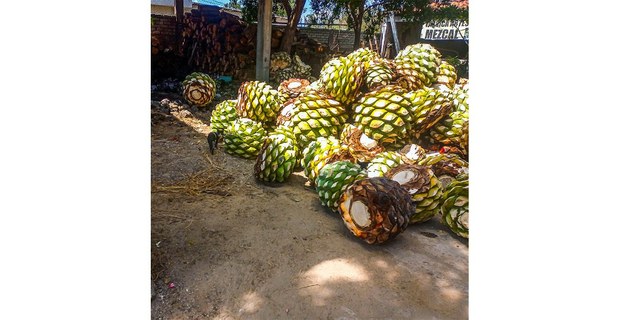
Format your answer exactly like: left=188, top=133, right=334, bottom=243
left=181, top=72, right=216, bottom=107
left=338, top=177, right=415, bottom=244
left=384, top=164, right=443, bottom=224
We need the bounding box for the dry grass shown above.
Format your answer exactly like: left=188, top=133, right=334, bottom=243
left=152, top=167, right=234, bottom=197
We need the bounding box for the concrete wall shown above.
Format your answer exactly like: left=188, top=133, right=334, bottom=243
left=151, top=5, right=174, bottom=16
left=298, top=27, right=356, bottom=53
left=150, top=1, right=193, bottom=16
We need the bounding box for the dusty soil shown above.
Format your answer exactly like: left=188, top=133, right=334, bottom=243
left=151, top=89, right=468, bottom=319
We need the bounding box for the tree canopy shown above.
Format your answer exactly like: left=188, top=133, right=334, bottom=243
left=237, top=0, right=306, bottom=54
left=239, top=0, right=300, bottom=23
left=224, top=0, right=242, bottom=9
left=309, top=0, right=468, bottom=47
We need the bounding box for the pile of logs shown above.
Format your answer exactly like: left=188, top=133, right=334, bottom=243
left=181, top=11, right=256, bottom=79
left=291, top=32, right=327, bottom=55
left=177, top=5, right=333, bottom=81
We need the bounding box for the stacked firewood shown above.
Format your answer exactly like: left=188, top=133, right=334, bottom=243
left=291, top=32, right=328, bottom=54
left=178, top=6, right=331, bottom=80
left=181, top=12, right=257, bottom=79
left=270, top=28, right=328, bottom=54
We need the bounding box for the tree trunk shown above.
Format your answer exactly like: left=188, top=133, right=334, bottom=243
left=353, top=24, right=362, bottom=49
left=279, top=0, right=305, bottom=54
left=278, top=0, right=293, bottom=21
left=350, top=1, right=364, bottom=49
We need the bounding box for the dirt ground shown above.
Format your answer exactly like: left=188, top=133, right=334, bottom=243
left=151, top=88, right=468, bottom=320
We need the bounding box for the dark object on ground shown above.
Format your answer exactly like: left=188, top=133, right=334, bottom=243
left=208, top=132, right=220, bottom=154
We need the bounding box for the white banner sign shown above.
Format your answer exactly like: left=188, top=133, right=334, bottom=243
left=420, top=20, right=468, bottom=40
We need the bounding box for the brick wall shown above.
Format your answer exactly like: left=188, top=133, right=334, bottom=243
left=152, top=14, right=191, bottom=80
left=151, top=14, right=177, bottom=51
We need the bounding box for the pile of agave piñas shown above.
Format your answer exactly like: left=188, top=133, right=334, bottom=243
left=204, top=43, right=469, bottom=244
left=181, top=72, right=217, bottom=107
left=269, top=51, right=315, bottom=84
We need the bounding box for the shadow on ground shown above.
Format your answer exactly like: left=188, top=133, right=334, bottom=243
left=151, top=101, right=468, bottom=320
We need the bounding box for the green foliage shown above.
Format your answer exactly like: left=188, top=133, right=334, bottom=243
left=384, top=0, right=468, bottom=25
left=240, top=0, right=295, bottom=22
left=382, top=0, right=433, bottom=23
left=310, top=0, right=469, bottom=42
left=241, top=0, right=259, bottom=22
left=362, top=5, right=383, bottom=39
left=273, top=2, right=287, bottom=18
left=274, top=0, right=299, bottom=20
left=224, top=0, right=241, bottom=9
left=444, top=56, right=468, bottom=79
left=309, top=0, right=346, bottom=24
left=429, top=3, right=468, bottom=22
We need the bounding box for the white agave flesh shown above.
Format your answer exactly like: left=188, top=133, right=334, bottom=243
left=460, top=211, right=469, bottom=229
left=454, top=195, right=468, bottom=207
left=359, top=133, right=378, bottom=149
left=351, top=200, right=371, bottom=228
left=391, top=170, right=417, bottom=185
left=287, top=81, right=302, bottom=89
left=280, top=103, right=296, bottom=117
left=405, top=147, right=422, bottom=161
